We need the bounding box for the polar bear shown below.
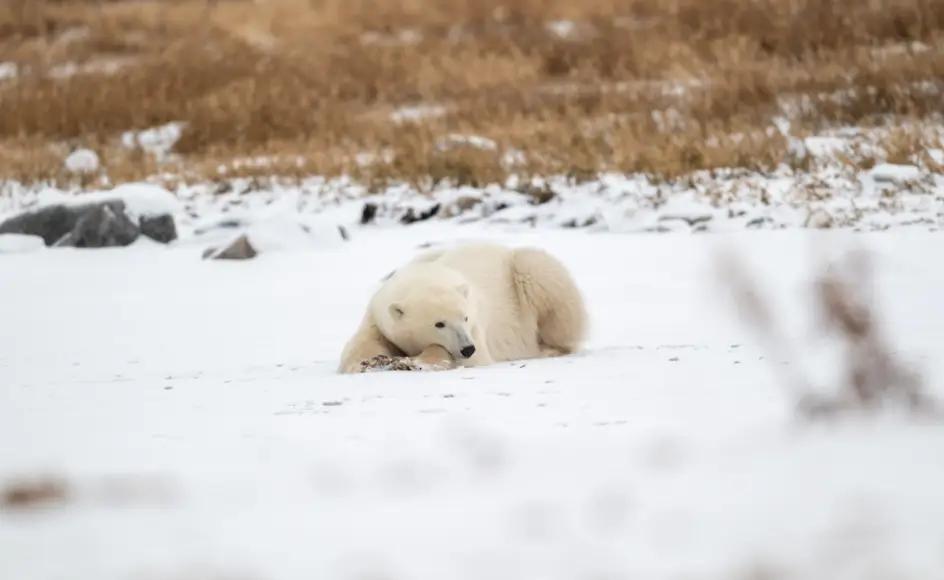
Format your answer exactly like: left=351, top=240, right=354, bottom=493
left=338, top=242, right=587, bottom=373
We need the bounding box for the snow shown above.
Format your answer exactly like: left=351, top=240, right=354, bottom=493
left=546, top=20, right=578, bottom=39
left=63, top=183, right=181, bottom=219
left=0, top=61, right=17, bottom=81
left=803, top=136, right=848, bottom=158
left=63, top=148, right=100, bottom=174
left=390, top=104, right=447, bottom=124
left=355, top=149, right=395, bottom=167
left=47, top=57, right=135, bottom=79
left=501, top=148, right=527, bottom=168
left=3, top=120, right=944, bottom=576
left=436, top=134, right=498, bottom=151
left=870, top=163, right=922, bottom=184
left=871, top=41, right=931, bottom=60
left=0, top=233, right=44, bottom=253
left=121, top=122, right=185, bottom=160
left=194, top=216, right=347, bottom=254
left=2, top=222, right=944, bottom=580
left=360, top=29, right=422, bottom=47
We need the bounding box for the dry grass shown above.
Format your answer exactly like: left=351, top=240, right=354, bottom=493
left=1, top=0, right=944, bottom=187
left=720, top=249, right=937, bottom=420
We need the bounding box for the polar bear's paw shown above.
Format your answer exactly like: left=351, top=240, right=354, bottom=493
left=413, top=359, right=453, bottom=371
left=412, top=344, right=455, bottom=371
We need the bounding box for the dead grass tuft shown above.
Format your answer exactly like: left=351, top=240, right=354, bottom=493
left=720, top=249, right=937, bottom=420
left=2, top=0, right=944, bottom=185
left=1, top=475, right=69, bottom=510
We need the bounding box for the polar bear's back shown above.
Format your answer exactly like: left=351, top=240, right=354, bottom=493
left=422, top=242, right=513, bottom=283
left=424, top=243, right=545, bottom=360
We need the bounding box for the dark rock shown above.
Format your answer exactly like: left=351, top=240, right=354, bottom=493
left=455, top=196, right=481, bottom=211
left=442, top=195, right=482, bottom=218
left=57, top=202, right=140, bottom=248
left=658, top=214, right=713, bottom=227
left=561, top=216, right=598, bottom=228
left=139, top=214, right=177, bottom=243
left=518, top=184, right=557, bottom=205
left=203, top=234, right=257, bottom=260
left=401, top=203, right=441, bottom=224
left=0, top=204, right=81, bottom=245
left=0, top=200, right=178, bottom=248
left=361, top=202, right=379, bottom=224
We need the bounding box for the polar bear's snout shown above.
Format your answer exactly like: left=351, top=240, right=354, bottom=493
left=449, top=327, right=475, bottom=359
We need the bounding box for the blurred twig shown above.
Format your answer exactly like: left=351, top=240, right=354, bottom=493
left=720, top=248, right=936, bottom=420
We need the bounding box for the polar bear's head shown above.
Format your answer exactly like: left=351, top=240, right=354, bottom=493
left=380, top=267, right=477, bottom=361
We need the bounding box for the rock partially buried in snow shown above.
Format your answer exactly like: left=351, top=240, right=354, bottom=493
left=54, top=201, right=139, bottom=247
left=0, top=205, right=78, bottom=245
left=139, top=214, right=177, bottom=244
left=0, top=197, right=177, bottom=248
left=203, top=234, right=257, bottom=260
left=401, top=203, right=441, bottom=224
left=0, top=233, right=45, bottom=253
left=194, top=215, right=347, bottom=259
left=64, top=149, right=100, bottom=174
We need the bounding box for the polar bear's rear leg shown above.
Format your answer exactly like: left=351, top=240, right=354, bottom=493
left=338, top=315, right=405, bottom=373
left=510, top=248, right=588, bottom=356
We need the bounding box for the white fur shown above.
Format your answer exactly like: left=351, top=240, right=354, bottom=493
left=338, top=242, right=588, bottom=373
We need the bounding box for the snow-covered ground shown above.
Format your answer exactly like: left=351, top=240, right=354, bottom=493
left=2, top=219, right=944, bottom=580
left=4, top=123, right=944, bottom=237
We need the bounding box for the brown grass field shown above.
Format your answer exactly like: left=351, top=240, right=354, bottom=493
left=1, top=0, right=943, bottom=187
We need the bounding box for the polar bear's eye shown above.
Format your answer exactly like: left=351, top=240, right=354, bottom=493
left=464, top=316, right=468, bottom=322
left=435, top=321, right=445, bottom=328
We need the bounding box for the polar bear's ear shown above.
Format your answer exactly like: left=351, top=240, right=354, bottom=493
left=456, top=283, right=469, bottom=298
left=389, top=303, right=405, bottom=319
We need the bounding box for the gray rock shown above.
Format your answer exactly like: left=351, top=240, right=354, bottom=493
left=139, top=214, right=177, bottom=243
left=361, top=202, right=379, bottom=224
left=203, top=234, right=257, bottom=260
left=0, top=205, right=81, bottom=245
left=0, top=201, right=178, bottom=248
left=54, top=201, right=139, bottom=248
left=400, top=203, right=441, bottom=224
